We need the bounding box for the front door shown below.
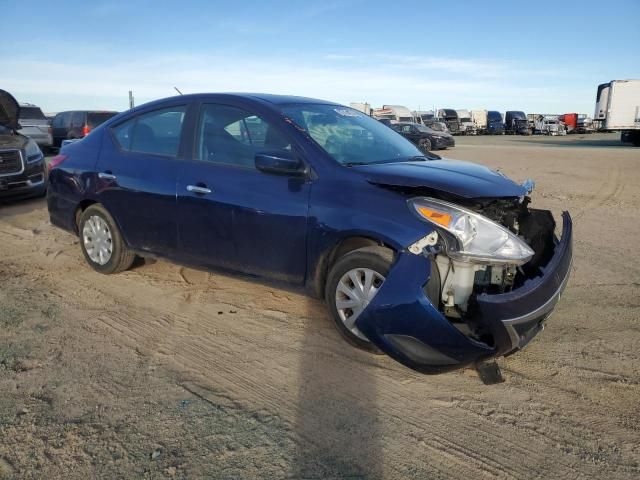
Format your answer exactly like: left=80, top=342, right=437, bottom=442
left=176, top=103, right=311, bottom=283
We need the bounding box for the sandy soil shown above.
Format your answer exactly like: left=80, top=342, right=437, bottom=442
left=0, top=133, right=638, bottom=479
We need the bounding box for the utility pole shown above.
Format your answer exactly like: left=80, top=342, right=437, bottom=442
left=128, top=90, right=135, bottom=109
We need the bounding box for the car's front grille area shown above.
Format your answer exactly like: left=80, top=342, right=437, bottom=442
left=0, top=150, right=23, bottom=176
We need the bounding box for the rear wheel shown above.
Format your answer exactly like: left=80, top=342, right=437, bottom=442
left=325, top=246, right=394, bottom=353
left=79, top=204, right=135, bottom=274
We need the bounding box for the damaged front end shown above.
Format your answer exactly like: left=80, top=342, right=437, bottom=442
left=354, top=193, right=573, bottom=374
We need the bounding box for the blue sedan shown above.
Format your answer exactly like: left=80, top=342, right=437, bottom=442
left=47, top=94, right=572, bottom=374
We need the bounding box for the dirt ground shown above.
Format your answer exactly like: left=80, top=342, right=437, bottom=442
left=0, top=132, right=638, bottom=479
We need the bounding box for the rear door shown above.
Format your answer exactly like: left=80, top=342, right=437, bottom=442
left=175, top=102, right=310, bottom=283
left=95, top=103, right=191, bottom=255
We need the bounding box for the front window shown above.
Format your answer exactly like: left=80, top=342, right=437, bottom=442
left=281, top=104, right=421, bottom=165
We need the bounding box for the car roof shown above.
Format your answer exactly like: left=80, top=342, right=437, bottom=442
left=135, top=93, right=340, bottom=109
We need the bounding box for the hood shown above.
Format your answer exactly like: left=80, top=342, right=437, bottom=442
left=0, top=89, right=20, bottom=130
left=360, top=159, right=528, bottom=199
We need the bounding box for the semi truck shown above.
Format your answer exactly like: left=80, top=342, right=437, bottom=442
left=594, top=79, right=640, bottom=146
left=456, top=109, right=477, bottom=135
left=438, top=109, right=461, bottom=135
left=471, top=110, right=487, bottom=134
left=486, top=110, right=505, bottom=135
left=533, top=115, right=566, bottom=135
left=505, top=111, right=531, bottom=135
left=372, top=105, right=415, bottom=123
left=350, top=102, right=372, bottom=115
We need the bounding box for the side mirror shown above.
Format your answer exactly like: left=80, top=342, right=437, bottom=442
left=255, top=152, right=307, bottom=177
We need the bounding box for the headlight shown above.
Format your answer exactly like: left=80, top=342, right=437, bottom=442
left=24, top=140, right=43, bottom=164
left=409, top=197, right=534, bottom=265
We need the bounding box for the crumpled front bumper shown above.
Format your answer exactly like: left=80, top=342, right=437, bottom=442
left=355, top=212, right=573, bottom=374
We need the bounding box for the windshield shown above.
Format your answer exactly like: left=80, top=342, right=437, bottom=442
left=429, top=123, right=445, bottom=132
left=460, top=118, right=472, bottom=123
left=281, top=104, right=421, bottom=165
left=19, top=107, right=46, bottom=120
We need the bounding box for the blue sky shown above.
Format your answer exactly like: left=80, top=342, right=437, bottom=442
left=2, top=0, right=638, bottom=114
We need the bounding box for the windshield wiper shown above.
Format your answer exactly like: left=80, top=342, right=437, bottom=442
left=342, top=161, right=372, bottom=167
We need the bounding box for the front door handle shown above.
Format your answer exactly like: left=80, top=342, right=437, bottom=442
left=98, top=172, right=117, bottom=181
left=186, top=185, right=212, bottom=195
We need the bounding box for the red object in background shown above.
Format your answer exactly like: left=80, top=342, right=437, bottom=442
left=82, top=125, right=91, bottom=136
left=48, top=154, right=67, bottom=171
left=561, top=113, right=578, bottom=130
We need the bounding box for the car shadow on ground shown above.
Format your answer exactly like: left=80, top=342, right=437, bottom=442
left=512, top=137, right=632, bottom=148
left=292, top=304, right=383, bottom=478
left=0, top=196, right=47, bottom=218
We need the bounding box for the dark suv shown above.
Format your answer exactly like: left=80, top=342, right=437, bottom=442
left=0, top=90, right=47, bottom=200
left=51, top=110, right=118, bottom=148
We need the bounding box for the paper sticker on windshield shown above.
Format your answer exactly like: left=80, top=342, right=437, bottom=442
left=334, top=108, right=361, bottom=117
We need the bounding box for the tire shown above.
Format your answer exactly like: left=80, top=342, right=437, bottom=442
left=325, top=246, right=394, bottom=353
left=418, top=138, right=432, bottom=153
left=78, top=204, right=135, bottom=274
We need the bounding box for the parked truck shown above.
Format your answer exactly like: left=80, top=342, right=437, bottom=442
left=438, top=109, right=461, bottom=135
left=414, top=110, right=450, bottom=133
left=486, top=110, right=505, bottom=135
left=471, top=110, right=487, bottom=134
left=505, top=111, right=531, bottom=135
left=534, top=115, right=566, bottom=135
left=350, top=102, right=372, bottom=116
left=594, top=79, right=640, bottom=146
left=455, top=109, right=477, bottom=135
left=372, top=105, right=415, bottom=123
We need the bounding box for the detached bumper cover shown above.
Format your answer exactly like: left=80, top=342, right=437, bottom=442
left=355, top=212, right=573, bottom=374
left=474, top=212, right=573, bottom=355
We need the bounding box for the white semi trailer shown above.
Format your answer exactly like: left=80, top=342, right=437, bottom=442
left=471, top=110, right=488, bottom=133
left=594, top=80, right=640, bottom=146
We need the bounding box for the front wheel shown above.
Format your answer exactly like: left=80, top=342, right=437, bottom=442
left=418, top=138, right=432, bottom=153
left=325, top=246, right=394, bottom=353
left=79, top=204, right=135, bottom=274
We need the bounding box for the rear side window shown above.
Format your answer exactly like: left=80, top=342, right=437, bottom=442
left=112, top=106, right=186, bottom=157
left=19, top=107, right=46, bottom=120
left=71, top=111, right=85, bottom=128
left=87, top=112, right=117, bottom=128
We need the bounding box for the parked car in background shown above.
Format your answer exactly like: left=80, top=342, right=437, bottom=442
left=486, top=110, right=505, bottom=135
left=391, top=122, right=455, bottom=151
left=51, top=110, right=118, bottom=148
left=47, top=93, right=572, bottom=375
left=17, top=102, right=52, bottom=150
left=0, top=90, right=47, bottom=200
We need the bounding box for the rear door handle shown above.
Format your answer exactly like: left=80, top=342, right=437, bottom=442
left=186, top=185, right=212, bottom=195
left=98, top=172, right=117, bottom=180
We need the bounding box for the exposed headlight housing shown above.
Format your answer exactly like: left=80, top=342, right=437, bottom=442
left=409, top=197, right=534, bottom=265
